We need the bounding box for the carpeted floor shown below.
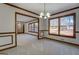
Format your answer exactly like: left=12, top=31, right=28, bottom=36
left=0, top=34, right=79, bottom=55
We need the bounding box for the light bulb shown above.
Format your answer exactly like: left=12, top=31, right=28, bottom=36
left=40, top=12, right=44, bottom=16
left=44, top=16, right=47, bottom=19
left=46, top=12, right=50, bottom=17
left=40, top=12, right=44, bottom=18
left=40, top=15, right=42, bottom=18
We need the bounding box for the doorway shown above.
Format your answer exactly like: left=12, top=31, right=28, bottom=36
left=16, top=21, right=25, bottom=34
left=15, top=12, right=39, bottom=46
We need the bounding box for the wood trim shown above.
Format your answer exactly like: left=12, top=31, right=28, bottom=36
left=0, top=45, right=16, bottom=51
left=76, top=31, right=79, bottom=33
left=44, top=37, right=79, bottom=46
left=39, top=30, right=48, bottom=31
left=58, top=17, right=60, bottom=35
left=51, top=6, right=79, bottom=16
left=15, top=11, right=17, bottom=47
left=28, top=31, right=38, bottom=33
left=17, top=21, right=25, bottom=23
left=4, top=3, right=39, bottom=16
left=17, top=32, right=24, bottom=34
left=73, top=13, right=76, bottom=37
left=38, top=18, right=40, bottom=39
left=25, top=19, right=38, bottom=23
left=23, top=23, right=25, bottom=33
left=48, top=13, right=76, bottom=38
left=0, top=35, right=13, bottom=47
left=15, top=12, right=38, bottom=18
left=24, top=33, right=38, bottom=36
left=49, top=13, right=76, bottom=20
left=0, top=32, right=15, bottom=34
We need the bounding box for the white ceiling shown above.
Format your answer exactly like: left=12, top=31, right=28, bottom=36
left=12, top=3, right=79, bottom=15
left=17, top=14, right=36, bottom=22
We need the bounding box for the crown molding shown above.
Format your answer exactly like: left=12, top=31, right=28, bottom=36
left=4, top=3, right=39, bottom=16
left=51, top=6, right=79, bottom=16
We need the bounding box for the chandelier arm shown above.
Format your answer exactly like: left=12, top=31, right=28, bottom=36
left=40, top=3, right=50, bottom=19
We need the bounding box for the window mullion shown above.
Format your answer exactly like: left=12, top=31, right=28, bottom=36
left=58, top=17, right=60, bottom=35
left=34, top=23, right=35, bottom=32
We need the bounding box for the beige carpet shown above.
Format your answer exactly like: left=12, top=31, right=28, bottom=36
left=0, top=34, right=79, bottom=55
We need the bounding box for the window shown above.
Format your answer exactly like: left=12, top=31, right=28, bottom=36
left=60, top=16, right=74, bottom=36
left=28, top=22, right=38, bottom=33
left=49, top=14, right=75, bottom=38
left=31, top=23, right=35, bottom=32
left=35, top=22, right=38, bottom=32
left=28, top=23, right=32, bottom=32
left=50, top=18, right=58, bottom=34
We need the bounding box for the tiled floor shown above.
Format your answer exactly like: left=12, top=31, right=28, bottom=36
left=0, top=34, right=79, bottom=55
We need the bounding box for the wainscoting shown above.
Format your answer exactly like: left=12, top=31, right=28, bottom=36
left=0, top=32, right=16, bottom=51
left=0, top=34, right=79, bottom=55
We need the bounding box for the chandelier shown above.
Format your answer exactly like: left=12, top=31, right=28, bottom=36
left=40, top=3, right=50, bottom=19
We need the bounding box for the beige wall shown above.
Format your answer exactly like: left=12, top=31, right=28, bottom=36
left=0, top=3, right=39, bottom=50
left=0, top=4, right=16, bottom=50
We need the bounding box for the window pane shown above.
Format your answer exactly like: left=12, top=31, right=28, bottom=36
left=50, top=18, right=58, bottom=34
left=35, top=22, right=38, bottom=32
left=28, top=24, right=32, bottom=31
left=60, top=16, right=74, bottom=36
left=31, top=23, right=35, bottom=32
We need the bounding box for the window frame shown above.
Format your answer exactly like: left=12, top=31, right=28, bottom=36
left=48, top=13, right=76, bottom=38
left=28, top=22, right=38, bottom=33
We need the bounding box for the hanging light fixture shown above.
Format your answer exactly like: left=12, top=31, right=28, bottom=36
left=40, top=3, right=50, bottom=19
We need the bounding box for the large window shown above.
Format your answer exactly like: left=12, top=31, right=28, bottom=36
left=50, top=18, right=58, bottom=34
left=60, top=16, right=74, bottom=36
left=49, top=14, right=75, bottom=38
left=28, top=22, right=38, bottom=33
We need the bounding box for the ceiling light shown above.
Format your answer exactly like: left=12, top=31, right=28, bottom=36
left=40, top=3, right=50, bottom=19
